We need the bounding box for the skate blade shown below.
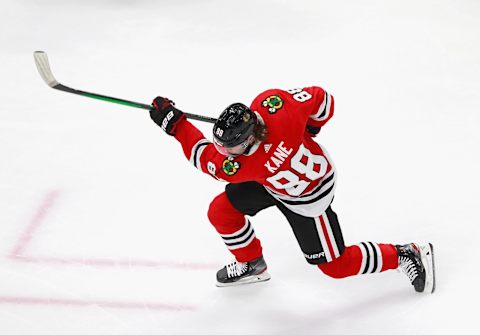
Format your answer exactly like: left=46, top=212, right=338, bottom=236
left=216, top=271, right=271, bottom=288
left=420, top=243, right=436, bottom=293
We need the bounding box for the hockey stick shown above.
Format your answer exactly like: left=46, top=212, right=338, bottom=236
left=33, top=51, right=217, bottom=124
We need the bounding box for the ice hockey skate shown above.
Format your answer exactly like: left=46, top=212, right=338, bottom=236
left=216, top=256, right=271, bottom=287
left=397, top=243, right=436, bottom=293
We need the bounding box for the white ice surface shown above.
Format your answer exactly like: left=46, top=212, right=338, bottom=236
left=1, top=0, right=479, bottom=334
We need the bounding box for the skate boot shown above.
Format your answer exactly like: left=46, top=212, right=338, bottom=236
left=396, top=243, right=436, bottom=293
left=216, top=255, right=271, bottom=287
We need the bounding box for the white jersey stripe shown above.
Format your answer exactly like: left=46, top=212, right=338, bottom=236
left=312, top=92, right=328, bottom=119
left=189, top=139, right=210, bottom=168
left=195, top=144, right=208, bottom=169
left=311, top=92, right=332, bottom=121
left=265, top=183, right=336, bottom=218
left=318, top=92, right=332, bottom=121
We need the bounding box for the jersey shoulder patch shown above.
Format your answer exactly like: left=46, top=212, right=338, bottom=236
left=222, top=157, right=241, bottom=176
left=261, top=95, right=284, bottom=114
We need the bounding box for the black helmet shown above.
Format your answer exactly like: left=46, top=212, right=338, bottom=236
left=213, top=103, right=257, bottom=147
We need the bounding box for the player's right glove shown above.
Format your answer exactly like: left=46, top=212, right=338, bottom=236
left=306, top=124, right=321, bottom=137
left=150, top=96, right=186, bottom=136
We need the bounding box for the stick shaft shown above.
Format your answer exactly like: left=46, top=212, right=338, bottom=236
left=34, top=51, right=217, bottom=124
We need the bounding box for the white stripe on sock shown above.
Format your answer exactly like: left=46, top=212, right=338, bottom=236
left=364, top=242, right=375, bottom=273
left=357, top=243, right=368, bottom=275
left=371, top=242, right=383, bottom=273
left=219, top=217, right=249, bottom=238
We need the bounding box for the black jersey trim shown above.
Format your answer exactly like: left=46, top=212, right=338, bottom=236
left=192, top=142, right=209, bottom=168
left=280, top=183, right=335, bottom=206
left=268, top=171, right=334, bottom=201
left=317, top=93, right=328, bottom=119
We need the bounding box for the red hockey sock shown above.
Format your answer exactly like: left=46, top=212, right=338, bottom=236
left=318, top=243, right=398, bottom=279
left=207, top=192, right=262, bottom=262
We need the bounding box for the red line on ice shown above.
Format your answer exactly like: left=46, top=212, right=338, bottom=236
left=8, top=190, right=217, bottom=270
left=9, top=190, right=60, bottom=257
left=12, top=255, right=217, bottom=270
left=0, top=296, right=195, bottom=311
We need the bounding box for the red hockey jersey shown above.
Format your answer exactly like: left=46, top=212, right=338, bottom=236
left=174, top=86, right=336, bottom=217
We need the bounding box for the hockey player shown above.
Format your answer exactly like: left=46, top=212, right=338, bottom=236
left=149, top=86, right=436, bottom=293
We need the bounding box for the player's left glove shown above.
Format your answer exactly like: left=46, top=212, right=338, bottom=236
left=306, top=124, right=321, bottom=137
left=150, top=96, right=186, bottom=136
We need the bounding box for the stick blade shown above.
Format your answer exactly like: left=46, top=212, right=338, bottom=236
left=33, top=51, right=59, bottom=87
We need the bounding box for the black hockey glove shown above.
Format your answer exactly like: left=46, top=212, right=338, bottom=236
left=306, top=124, right=321, bottom=137
left=150, top=96, right=186, bottom=136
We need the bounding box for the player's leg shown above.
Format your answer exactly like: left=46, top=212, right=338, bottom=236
left=314, top=207, right=399, bottom=277
left=314, top=207, right=435, bottom=292
left=278, top=205, right=435, bottom=293
left=208, top=181, right=276, bottom=286
left=276, top=204, right=351, bottom=265
left=278, top=204, right=398, bottom=274
left=320, top=241, right=435, bottom=293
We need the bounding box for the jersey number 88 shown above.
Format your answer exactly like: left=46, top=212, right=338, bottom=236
left=267, top=144, right=328, bottom=196
left=287, top=88, right=312, bottom=103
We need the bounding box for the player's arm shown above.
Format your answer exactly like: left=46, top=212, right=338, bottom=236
left=174, top=121, right=249, bottom=182
left=288, top=86, right=335, bottom=136
left=149, top=96, right=242, bottom=182
left=172, top=121, right=218, bottom=178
